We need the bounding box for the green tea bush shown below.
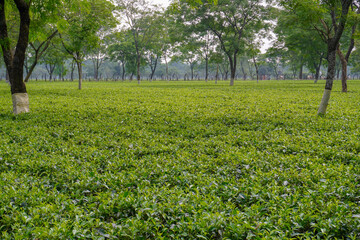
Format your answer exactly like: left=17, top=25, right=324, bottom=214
left=0, top=80, right=359, bottom=239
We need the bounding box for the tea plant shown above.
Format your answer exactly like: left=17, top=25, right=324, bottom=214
left=0, top=80, right=359, bottom=239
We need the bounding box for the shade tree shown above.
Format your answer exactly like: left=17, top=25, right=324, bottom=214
left=0, top=0, right=73, bottom=114
left=59, top=0, right=115, bottom=89
left=115, top=0, right=163, bottom=83
left=280, top=0, right=353, bottom=115
left=336, top=3, right=360, bottom=92
left=274, top=9, right=327, bottom=82
left=107, top=31, right=140, bottom=80
left=173, top=0, right=273, bottom=85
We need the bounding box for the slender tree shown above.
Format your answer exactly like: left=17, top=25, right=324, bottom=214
left=317, top=0, right=352, bottom=115
left=108, top=31, right=138, bottom=81
left=116, top=0, right=162, bottom=84
left=336, top=2, right=360, bottom=92
left=280, top=0, right=353, bottom=115
left=60, top=0, right=115, bottom=89
left=170, top=0, right=272, bottom=86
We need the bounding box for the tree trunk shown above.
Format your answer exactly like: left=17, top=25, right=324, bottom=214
left=137, top=55, right=141, bottom=84
left=46, top=63, right=55, bottom=81
left=93, top=60, right=99, bottom=81
left=24, top=57, right=38, bottom=82
left=149, top=56, right=158, bottom=80
left=205, top=57, right=208, bottom=82
left=299, top=62, right=303, bottom=80
left=165, top=58, right=169, bottom=81
left=228, top=53, right=236, bottom=86
left=314, top=57, right=323, bottom=83
left=314, top=66, right=321, bottom=83
left=253, top=56, right=259, bottom=83
left=6, top=68, right=9, bottom=83
left=318, top=46, right=337, bottom=115
left=60, top=64, right=63, bottom=81
left=71, top=61, right=75, bottom=81
left=24, top=30, right=58, bottom=83
left=337, top=46, right=347, bottom=92
left=240, top=60, right=247, bottom=80
left=121, top=62, right=125, bottom=81
left=0, top=0, right=31, bottom=114
left=77, top=61, right=82, bottom=90
left=191, top=64, right=194, bottom=80
left=215, top=64, right=219, bottom=84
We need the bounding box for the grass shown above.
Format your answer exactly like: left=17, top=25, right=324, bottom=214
left=0, top=80, right=360, bottom=239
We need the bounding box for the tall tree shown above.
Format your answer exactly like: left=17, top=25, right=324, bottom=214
left=108, top=31, right=138, bottom=81
left=317, top=0, right=352, bottom=115
left=24, top=28, right=58, bottom=82
left=172, top=0, right=273, bottom=86
left=336, top=3, right=360, bottom=92
left=0, top=0, right=31, bottom=114
left=274, top=8, right=327, bottom=82
left=143, top=13, right=167, bottom=80
left=40, top=43, right=66, bottom=81
left=0, top=0, right=75, bottom=114
left=116, top=0, right=162, bottom=84
left=172, top=40, right=200, bottom=80
left=60, top=0, right=115, bottom=89
left=280, top=0, right=353, bottom=115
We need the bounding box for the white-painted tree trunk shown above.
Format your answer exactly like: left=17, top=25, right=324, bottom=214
left=12, top=93, right=29, bottom=115
left=317, top=89, right=331, bottom=115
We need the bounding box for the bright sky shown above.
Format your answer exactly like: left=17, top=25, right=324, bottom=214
left=151, top=0, right=171, bottom=7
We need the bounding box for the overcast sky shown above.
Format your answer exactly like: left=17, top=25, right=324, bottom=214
left=151, top=0, right=170, bottom=7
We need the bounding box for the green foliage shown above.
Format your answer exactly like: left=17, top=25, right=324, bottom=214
left=0, top=80, right=360, bottom=238
left=274, top=7, right=327, bottom=79
left=60, top=0, right=115, bottom=59
left=114, top=0, right=163, bottom=80
left=107, top=31, right=139, bottom=76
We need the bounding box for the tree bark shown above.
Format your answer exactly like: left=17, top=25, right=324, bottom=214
left=121, top=62, right=126, bottom=81
left=165, top=57, right=169, bottom=81
left=298, top=62, right=303, bottom=80
left=314, top=56, right=323, bottom=83
left=253, top=56, right=259, bottom=83
left=317, top=0, right=351, bottom=115
left=337, top=46, right=347, bottom=92
left=190, top=64, right=194, bottom=80
left=0, top=0, right=30, bottom=114
left=205, top=57, right=208, bottom=82
left=93, top=57, right=103, bottom=81
left=93, top=59, right=99, bottom=81
left=335, top=23, right=357, bottom=92
left=46, top=63, right=55, bottom=81
left=76, top=61, right=82, bottom=90
left=215, top=64, right=219, bottom=84
left=5, top=68, right=9, bottom=83
left=149, top=56, right=158, bottom=80
left=314, top=66, right=321, bottom=83
left=70, top=61, right=75, bottom=82
left=137, top=55, right=141, bottom=84
left=24, top=30, right=58, bottom=82
left=228, top=53, right=237, bottom=86
left=240, top=60, right=247, bottom=80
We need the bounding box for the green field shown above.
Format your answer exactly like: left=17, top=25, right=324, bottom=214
left=0, top=80, right=360, bottom=239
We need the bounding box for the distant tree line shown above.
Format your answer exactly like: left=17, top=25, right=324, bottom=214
left=1, top=0, right=360, bottom=114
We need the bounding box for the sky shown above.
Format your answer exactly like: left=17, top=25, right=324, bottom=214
left=151, top=0, right=171, bottom=7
